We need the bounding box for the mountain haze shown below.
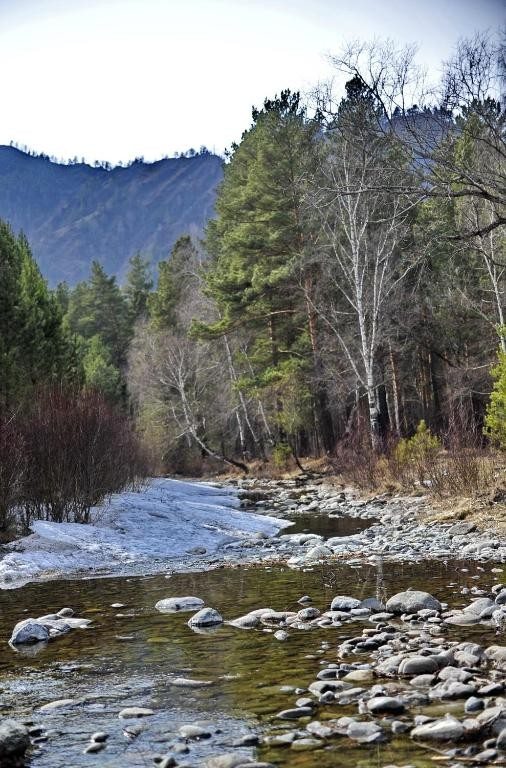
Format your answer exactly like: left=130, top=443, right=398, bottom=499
left=0, top=146, right=223, bottom=284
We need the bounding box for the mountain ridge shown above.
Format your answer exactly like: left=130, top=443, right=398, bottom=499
left=0, top=146, right=224, bottom=284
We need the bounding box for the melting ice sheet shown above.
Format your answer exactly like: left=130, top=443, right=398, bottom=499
left=0, top=478, right=287, bottom=588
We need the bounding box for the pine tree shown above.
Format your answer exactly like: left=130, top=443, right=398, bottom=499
left=149, top=236, right=200, bottom=330
left=124, top=253, right=153, bottom=323
left=83, top=335, right=123, bottom=402
left=197, top=92, right=318, bottom=446
left=0, top=221, right=24, bottom=407
left=66, top=261, right=131, bottom=367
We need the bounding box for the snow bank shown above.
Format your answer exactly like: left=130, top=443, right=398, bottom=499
left=0, top=478, right=287, bottom=588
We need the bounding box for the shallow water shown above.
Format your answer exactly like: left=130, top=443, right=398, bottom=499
left=0, top=557, right=503, bottom=767
left=282, top=512, right=375, bottom=538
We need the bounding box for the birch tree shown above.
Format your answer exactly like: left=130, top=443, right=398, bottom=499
left=308, top=79, right=415, bottom=449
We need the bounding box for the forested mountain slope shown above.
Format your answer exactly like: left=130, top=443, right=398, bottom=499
left=0, top=146, right=223, bottom=284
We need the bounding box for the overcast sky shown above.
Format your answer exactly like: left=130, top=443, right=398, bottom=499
left=0, top=0, right=502, bottom=164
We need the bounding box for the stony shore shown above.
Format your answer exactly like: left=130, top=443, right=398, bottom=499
left=219, top=476, right=506, bottom=567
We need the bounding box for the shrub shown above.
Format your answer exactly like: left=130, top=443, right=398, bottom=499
left=484, top=340, right=506, bottom=450
left=272, top=442, right=293, bottom=470
left=0, top=410, right=25, bottom=538
left=20, top=387, right=149, bottom=526
left=391, top=420, right=441, bottom=486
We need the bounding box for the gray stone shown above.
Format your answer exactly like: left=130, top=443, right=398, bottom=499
left=84, top=742, right=105, bottom=754
left=188, top=608, right=223, bottom=627
left=367, top=696, right=405, bottom=715
left=155, top=596, right=204, bottom=612
left=347, top=720, right=386, bottom=744
left=410, top=716, right=464, bottom=742
left=228, top=613, right=261, bottom=629
left=204, top=755, right=252, bottom=768
left=118, top=707, right=154, bottom=718
left=465, top=697, right=484, bottom=714
left=0, top=719, right=30, bottom=757
left=398, top=656, right=439, bottom=676
left=484, top=645, right=506, bottom=671
left=497, top=728, right=506, bottom=751
left=331, top=595, right=361, bottom=612
left=10, top=619, right=49, bottom=645
left=178, top=724, right=211, bottom=739
left=276, top=707, right=313, bottom=720
left=386, top=591, right=441, bottom=614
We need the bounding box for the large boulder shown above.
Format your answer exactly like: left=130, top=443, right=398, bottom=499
left=0, top=719, right=30, bottom=758
left=10, top=620, right=49, bottom=645
left=187, top=608, right=223, bottom=627
left=155, top=596, right=204, bottom=613
left=386, top=590, right=441, bottom=614
left=330, top=595, right=362, bottom=612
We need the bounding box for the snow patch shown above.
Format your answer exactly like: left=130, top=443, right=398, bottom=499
left=0, top=478, right=287, bottom=588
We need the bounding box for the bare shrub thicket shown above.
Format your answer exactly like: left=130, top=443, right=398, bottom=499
left=0, top=410, right=25, bottom=538
left=0, top=388, right=149, bottom=534
left=332, top=413, right=496, bottom=498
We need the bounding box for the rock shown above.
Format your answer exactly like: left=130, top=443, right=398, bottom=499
left=228, top=613, right=260, bottom=629
left=343, top=669, right=374, bottom=683
left=347, top=720, right=386, bottom=744
left=40, top=698, right=80, bottom=711
left=118, top=707, right=154, bottom=718
left=463, top=597, right=494, bottom=615
left=10, top=619, right=49, bottom=645
left=91, top=732, right=108, bottom=743
left=274, top=630, right=288, bottom=641
left=0, top=719, right=30, bottom=758
left=465, top=697, right=484, bottom=714
left=57, top=607, right=74, bottom=617
left=398, top=656, right=439, bottom=676
left=429, top=681, right=476, bottom=700
left=411, top=716, right=464, bottom=742
left=156, top=596, right=205, bottom=612
left=277, top=707, right=313, bottom=720
left=204, top=755, right=251, bottom=768
left=84, top=742, right=105, bottom=754
left=169, top=677, right=214, bottom=687
left=306, top=721, right=335, bottom=738
left=330, top=596, right=362, bottom=612
left=448, top=522, right=476, bottom=535
left=484, top=646, right=506, bottom=671
left=188, top=608, right=223, bottom=627
left=297, top=607, right=320, bottom=621
left=303, top=545, right=333, bottom=562
left=497, top=728, right=506, bottom=751
left=386, top=591, right=441, bottom=614
left=367, top=696, right=405, bottom=715
left=178, top=724, right=211, bottom=739
left=291, top=737, right=323, bottom=751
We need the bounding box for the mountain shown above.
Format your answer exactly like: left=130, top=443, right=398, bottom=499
left=0, top=146, right=224, bottom=284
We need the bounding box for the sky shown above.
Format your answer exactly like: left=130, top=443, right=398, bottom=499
left=0, top=0, right=503, bottom=164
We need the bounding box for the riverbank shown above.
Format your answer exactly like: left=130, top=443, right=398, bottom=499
left=1, top=475, right=505, bottom=590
